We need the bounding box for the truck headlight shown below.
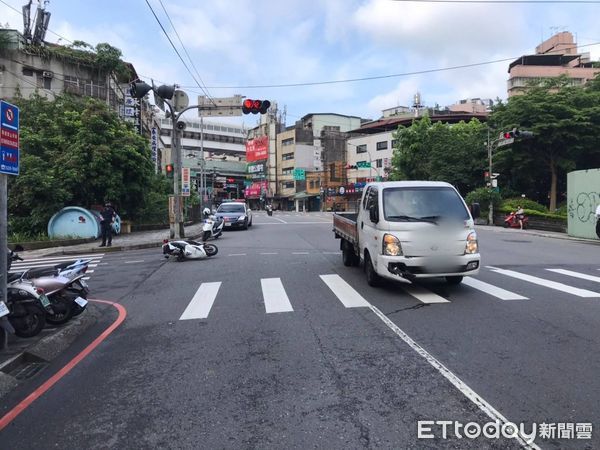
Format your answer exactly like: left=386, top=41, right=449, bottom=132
left=383, top=234, right=403, bottom=256
left=465, top=231, right=478, bottom=254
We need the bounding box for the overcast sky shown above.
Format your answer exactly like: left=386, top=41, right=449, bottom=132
left=2, top=0, right=599, bottom=127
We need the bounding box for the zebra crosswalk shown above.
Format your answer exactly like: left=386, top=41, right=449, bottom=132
left=175, top=266, right=600, bottom=321
left=9, top=253, right=105, bottom=281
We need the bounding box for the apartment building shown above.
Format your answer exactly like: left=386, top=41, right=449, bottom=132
left=507, top=31, right=600, bottom=97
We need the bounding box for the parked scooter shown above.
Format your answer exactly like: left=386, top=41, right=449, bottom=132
left=5, top=274, right=54, bottom=338
left=504, top=211, right=529, bottom=229
left=266, top=205, right=273, bottom=216
left=202, top=208, right=224, bottom=241
left=163, top=239, right=218, bottom=261
left=8, top=248, right=90, bottom=325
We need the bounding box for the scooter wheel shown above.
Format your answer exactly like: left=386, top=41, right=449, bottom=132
left=204, top=244, right=218, bottom=257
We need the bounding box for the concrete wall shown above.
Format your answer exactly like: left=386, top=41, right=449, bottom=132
left=567, top=168, right=600, bottom=239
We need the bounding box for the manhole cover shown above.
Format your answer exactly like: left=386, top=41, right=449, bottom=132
left=10, top=361, right=48, bottom=380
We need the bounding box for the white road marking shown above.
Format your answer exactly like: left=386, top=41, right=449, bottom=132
left=274, top=217, right=287, bottom=223
left=402, top=284, right=450, bottom=303
left=292, top=252, right=309, bottom=255
left=462, top=277, right=528, bottom=300
left=10, top=258, right=103, bottom=269
left=99, top=262, right=109, bottom=265
left=85, top=270, right=94, bottom=274
left=323, top=251, right=342, bottom=255
left=14, top=254, right=104, bottom=263
left=320, top=274, right=370, bottom=308
left=261, top=278, right=294, bottom=313
left=489, top=268, right=600, bottom=297
left=179, top=282, right=221, bottom=320
left=367, top=305, right=540, bottom=450
left=125, top=260, right=144, bottom=264
left=548, top=268, right=600, bottom=283
left=82, top=277, right=90, bottom=280
left=228, top=253, right=247, bottom=256
left=260, top=252, right=278, bottom=255
left=88, top=264, right=98, bottom=268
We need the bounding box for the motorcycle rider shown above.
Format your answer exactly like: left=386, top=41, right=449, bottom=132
left=515, top=205, right=525, bottom=230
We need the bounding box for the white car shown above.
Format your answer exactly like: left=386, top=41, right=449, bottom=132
left=215, top=202, right=253, bottom=230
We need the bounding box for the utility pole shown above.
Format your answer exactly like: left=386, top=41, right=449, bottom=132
left=487, top=128, right=494, bottom=225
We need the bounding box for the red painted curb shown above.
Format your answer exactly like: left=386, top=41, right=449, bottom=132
left=0, top=299, right=127, bottom=431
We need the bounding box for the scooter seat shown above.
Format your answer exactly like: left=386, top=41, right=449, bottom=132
left=7, top=272, right=23, bottom=282
left=26, top=267, right=59, bottom=278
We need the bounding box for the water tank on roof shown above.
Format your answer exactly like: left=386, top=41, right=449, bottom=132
left=47, top=207, right=121, bottom=239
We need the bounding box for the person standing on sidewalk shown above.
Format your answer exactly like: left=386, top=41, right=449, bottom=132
left=99, top=202, right=116, bottom=247
left=595, top=203, right=600, bottom=239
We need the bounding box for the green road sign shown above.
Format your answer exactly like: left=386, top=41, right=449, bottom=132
left=356, top=161, right=371, bottom=169
left=293, top=168, right=306, bottom=180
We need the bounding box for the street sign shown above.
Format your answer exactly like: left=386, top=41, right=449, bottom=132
left=497, top=138, right=514, bottom=147
left=181, top=167, right=191, bottom=196
left=0, top=100, right=20, bottom=175
left=198, top=95, right=244, bottom=117
left=293, top=168, right=305, bottom=180
left=173, top=90, right=189, bottom=112
left=356, top=161, right=371, bottom=169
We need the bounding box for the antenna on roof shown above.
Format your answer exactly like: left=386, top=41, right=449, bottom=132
left=22, top=0, right=33, bottom=41
left=31, top=0, right=51, bottom=45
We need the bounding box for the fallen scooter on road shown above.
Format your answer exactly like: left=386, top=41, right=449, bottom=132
left=163, top=239, right=218, bottom=261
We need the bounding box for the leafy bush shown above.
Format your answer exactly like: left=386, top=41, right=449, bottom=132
left=501, top=197, right=547, bottom=212
left=465, top=187, right=502, bottom=212
left=497, top=205, right=566, bottom=219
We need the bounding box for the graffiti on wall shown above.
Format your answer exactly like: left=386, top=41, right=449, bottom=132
left=568, top=191, right=600, bottom=223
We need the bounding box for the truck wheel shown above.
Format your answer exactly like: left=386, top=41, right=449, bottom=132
left=365, top=253, right=381, bottom=287
left=342, top=242, right=358, bottom=267
left=446, top=276, right=463, bottom=285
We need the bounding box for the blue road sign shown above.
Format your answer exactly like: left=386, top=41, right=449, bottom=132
left=0, top=100, right=20, bottom=175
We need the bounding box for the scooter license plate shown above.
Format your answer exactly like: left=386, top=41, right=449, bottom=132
left=39, top=294, right=51, bottom=307
left=74, top=296, right=88, bottom=308
left=0, top=301, right=9, bottom=317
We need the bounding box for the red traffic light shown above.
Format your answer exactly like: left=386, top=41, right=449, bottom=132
left=503, top=131, right=513, bottom=139
left=166, top=164, right=173, bottom=172
left=242, top=99, right=271, bottom=114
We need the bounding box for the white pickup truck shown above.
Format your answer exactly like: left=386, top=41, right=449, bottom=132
left=332, top=181, right=481, bottom=286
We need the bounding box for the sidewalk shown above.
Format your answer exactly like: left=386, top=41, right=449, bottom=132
left=18, top=222, right=206, bottom=259
left=476, top=224, right=600, bottom=245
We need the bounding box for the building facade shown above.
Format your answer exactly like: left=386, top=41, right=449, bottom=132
left=507, top=32, right=600, bottom=97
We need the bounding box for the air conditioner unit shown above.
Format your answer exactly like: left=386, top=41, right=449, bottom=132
left=42, top=71, right=53, bottom=78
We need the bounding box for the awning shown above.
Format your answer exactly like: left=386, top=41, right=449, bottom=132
left=293, top=191, right=317, bottom=200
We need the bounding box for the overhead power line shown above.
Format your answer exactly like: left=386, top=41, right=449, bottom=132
left=144, top=0, right=215, bottom=105
left=179, top=41, right=600, bottom=89
left=156, top=0, right=214, bottom=104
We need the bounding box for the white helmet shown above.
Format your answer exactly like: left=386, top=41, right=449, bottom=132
left=203, top=207, right=211, bottom=216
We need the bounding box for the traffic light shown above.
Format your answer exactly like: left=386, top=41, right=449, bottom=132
left=346, top=164, right=357, bottom=169
left=242, top=99, right=271, bottom=114
left=165, top=164, right=173, bottom=178
left=130, top=81, right=152, bottom=99
left=502, top=128, right=535, bottom=139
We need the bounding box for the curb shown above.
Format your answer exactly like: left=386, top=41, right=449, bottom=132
left=42, top=232, right=205, bottom=257
left=0, top=304, right=101, bottom=401
left=476, top=225, right=600, bottom=245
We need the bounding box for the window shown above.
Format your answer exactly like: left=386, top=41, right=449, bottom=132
left=356, top=144, right=367, bottom=154
left=391, top=139, right=398, bottom=148
left=323, top=125, right=340, bottom=132
left=282, top=138, right=294, bottom=146
left=282, top=168, right=293, bottom=175
left=282, top=152, right=294, bottom=161
left=22, top=68, right=34, bottom=76
left=376, top=141, right=388, bottom=151
left=284, top=181, right=295, bottom=189
left=376, top=159, right=383, bottom=168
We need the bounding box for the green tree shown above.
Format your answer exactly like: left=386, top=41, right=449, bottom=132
left=8, top=93, right=163, bottom=235
left=389, top=116, right=487, bottom=195
left=490, top=74, right=600, bottom=211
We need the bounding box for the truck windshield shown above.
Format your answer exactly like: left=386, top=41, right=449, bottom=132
left=383, top=187, right=470, bottom=223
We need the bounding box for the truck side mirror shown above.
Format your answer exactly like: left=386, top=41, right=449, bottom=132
left=369, top=205, right=379, bottom=223
left=471, top=203, right=480, bottom=219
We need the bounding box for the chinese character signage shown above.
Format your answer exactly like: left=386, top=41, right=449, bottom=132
left=0, top=100, right=19, bottom=175
left=247, top=162, right=265, bottom=179
left=181, top=167, right=191, bottom=196
left=244, top=180, right=268, bottom=198
left=246, top=135, right=268, bottom=162
left=150, top=127, right=158, bottom=162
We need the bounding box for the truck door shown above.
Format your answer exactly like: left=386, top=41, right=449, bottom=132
left=362, top=186, right=379, bottom=265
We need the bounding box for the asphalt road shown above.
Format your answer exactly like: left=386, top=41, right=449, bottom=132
left=1, top=211, right=599, bottom=449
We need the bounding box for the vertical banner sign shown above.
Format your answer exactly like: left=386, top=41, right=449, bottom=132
left=245, top=135, right=269, bottom=162
left=181, top=167, right=191, bottom=197
left=0, top=101, right=20, bottom=175
left=150, top=127, right=158, bottom=162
